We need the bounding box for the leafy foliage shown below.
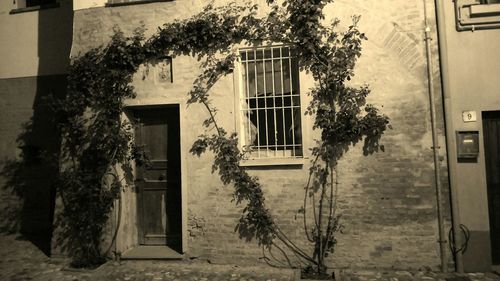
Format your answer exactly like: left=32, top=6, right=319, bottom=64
left=58, top=0, right=389, bottom=275
left=190, top=131, right=275, bottom=246
left=53, top=28, right=148, bottom=267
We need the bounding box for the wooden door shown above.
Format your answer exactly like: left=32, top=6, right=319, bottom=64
left=483, top=111, right=500, bottom=265
left=134, top=107, right=182, bottom=250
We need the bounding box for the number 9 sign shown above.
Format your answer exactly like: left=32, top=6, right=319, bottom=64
left=462, top=111, right=477, bottom=123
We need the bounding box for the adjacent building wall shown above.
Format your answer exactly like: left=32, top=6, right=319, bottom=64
left=72, top=0, right=450, bottom=269
left=0, top=1, right=73, bottom=255
left=436, top=0, right=500, bottom=272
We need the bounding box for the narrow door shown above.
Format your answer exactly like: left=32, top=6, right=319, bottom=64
left=134, top=106, right=182, bottom=252
left=483, top=111, right=500, bottom=265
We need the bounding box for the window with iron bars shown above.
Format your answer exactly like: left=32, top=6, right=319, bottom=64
left=237, top=45, right=303, bottom=159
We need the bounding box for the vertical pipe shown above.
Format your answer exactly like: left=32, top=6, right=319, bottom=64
left=434, top=0, right=464, bottom=273
left=423, top=0, right=448, bottom=272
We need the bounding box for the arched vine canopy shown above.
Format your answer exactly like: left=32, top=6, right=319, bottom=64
left=54, top=0, right=389, bottom=270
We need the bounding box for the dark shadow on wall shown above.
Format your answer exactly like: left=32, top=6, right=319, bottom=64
left=0, top=1, right=73, bottom=256
left=0, top=79, right=66, bottom=255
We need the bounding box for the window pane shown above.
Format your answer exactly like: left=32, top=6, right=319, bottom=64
left=265, top=61, right=273, bottom=95
left=282, top=47, right=290, bottom=57
left=282, top=58, right=291, bottom=95
left=256, top=61, right=265, bottom=97
left=256, top=50, right=264, bottom=60
left=264, top=49, right=272, bottom=60
left=247, top=61, right=256, bottom=97
left=275, top=108, right=285, bottom=146
left=272, top=48, right=281, bottom=58
left=241, top=62, right=248, bottom=98
left=257, top=109, right=267, bottom=146
left=273, top=59, right=282, bottom=96
left=248, top=51, right=255, bottom=60
left=291, top=57, right=300, bottom=95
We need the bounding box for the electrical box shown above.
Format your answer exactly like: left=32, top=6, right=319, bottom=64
left=456, top=131, right=479, bottom=159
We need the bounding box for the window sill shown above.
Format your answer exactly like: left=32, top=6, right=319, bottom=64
left=105, top=0, right=174, bottom=7
left=10, top=3, right=60, bottom=14
left=240, top=157, right=308, bottom=167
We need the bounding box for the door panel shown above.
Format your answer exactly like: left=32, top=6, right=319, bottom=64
left=134, top=107, right=182, bottom=250
left=141, top=190, right=168, bottom=244
left=483, top=111, right=500, bottom=265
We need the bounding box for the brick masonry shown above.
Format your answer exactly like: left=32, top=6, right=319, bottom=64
left=65, top=0, right=451, bottom=270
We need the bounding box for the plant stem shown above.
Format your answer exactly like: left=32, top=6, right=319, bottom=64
left=317, top=164, right=328, bottom=274
left=303, top=155, right=320, bottom=243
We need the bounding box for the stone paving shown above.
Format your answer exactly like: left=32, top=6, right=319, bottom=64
left=1, top=234, right=500, bottom=281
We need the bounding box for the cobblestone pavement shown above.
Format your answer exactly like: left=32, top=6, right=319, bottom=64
left=1, top=234, right=500, bottom=281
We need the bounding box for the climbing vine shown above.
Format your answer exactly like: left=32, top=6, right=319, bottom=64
left=55, top=0, right=389, bottom=276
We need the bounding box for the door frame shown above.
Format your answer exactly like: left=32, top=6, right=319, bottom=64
left=125, top=103, right=188, bottom=253
left=482, top=110, right=500, bottom=265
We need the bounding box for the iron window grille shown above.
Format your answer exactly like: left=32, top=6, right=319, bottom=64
left=237, top=45, right=303, bottom=159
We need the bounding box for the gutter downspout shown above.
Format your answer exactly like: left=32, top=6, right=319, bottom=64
left=423, top=0, right=447, bottom=273
left=434, top=0, right=464, bottom=273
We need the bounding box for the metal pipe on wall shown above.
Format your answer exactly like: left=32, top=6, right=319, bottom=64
left=434, top=0, right=465, bottom=273
left=422, top=0, right=447, bottom=273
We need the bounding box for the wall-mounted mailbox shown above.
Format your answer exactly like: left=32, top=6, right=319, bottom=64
left=456, top=131, right=479, bottom=159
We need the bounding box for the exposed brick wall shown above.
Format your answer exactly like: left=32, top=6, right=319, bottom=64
left=70, top=0, right=451, bottom=270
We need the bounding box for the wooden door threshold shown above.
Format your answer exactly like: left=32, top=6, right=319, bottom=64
left=122, top=246, right=183, bottom=260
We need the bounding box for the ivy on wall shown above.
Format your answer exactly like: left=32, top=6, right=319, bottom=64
left=55, top=0, right=389, bottom=275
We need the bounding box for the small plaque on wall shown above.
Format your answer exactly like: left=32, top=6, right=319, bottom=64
left=155, top=56, right=173, bottom=83
left=462, top=110, right=477, bottom=123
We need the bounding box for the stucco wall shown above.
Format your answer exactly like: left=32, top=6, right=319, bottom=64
left=0, top=1, right=73, bottom=78
left=71, top=0, right=450, bottom=270
left=438, top=0, right=500, bottom=272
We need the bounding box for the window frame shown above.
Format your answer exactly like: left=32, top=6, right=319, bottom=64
left=234, top=45, right=307, bottom=167
left=10, top=0, right=59, bottom=14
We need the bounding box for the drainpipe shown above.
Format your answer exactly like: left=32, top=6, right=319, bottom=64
left=423, top=0, right=447, bottom=273
left=434, top=0, right=464, bottom=273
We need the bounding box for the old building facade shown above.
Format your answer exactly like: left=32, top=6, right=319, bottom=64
left=436, top=0, right=500, bottom=272
left=1, top=0, right=499, bottom=273
left=70, top=0, right=451, bottom=270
